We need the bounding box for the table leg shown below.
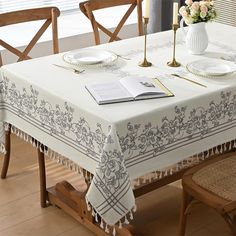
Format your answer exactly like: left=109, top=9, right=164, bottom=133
left=36, top=150, right=140, bottom=235
left=1, top=125, right=11, bottom=179
left=37, top=148, right=48, bottom=208
left=82, top=168, right=93, bottom=186
left=47, top=181, right=139, bottom=236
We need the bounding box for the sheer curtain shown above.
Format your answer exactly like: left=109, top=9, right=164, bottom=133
left=214, top=0, right=236, bottom=26
left=148, top=0, right=185, bottom=33
left=0, top=0, right=81, bottom=14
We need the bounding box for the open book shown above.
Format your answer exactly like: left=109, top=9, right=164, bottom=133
left=86, top=76, right=174, bottom=105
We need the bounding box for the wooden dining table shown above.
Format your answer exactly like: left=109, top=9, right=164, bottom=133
left=1, top=22, right=236, bottom=235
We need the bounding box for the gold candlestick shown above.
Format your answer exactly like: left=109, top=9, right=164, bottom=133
left=139, top=17, right=152, bottom=67
left=167, top=24, right=181, bottom=67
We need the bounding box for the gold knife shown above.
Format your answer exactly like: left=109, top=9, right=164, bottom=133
left=171, top=73, right=207, bottom=88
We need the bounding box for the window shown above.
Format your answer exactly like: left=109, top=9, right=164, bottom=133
left=214, top=0, right=236, bottom=27
left=0, top=0, right=82, bottom=14
left=0, top=0, right=138, bottom=51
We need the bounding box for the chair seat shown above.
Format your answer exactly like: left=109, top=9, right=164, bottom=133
left=179, top=152, right=236, bottom=236
left=192, top=156, right=236, bottom=201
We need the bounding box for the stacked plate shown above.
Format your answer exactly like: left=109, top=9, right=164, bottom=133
left=186, top=58, right=236, bottom=77
left=63, top=49, right=117, bottom=67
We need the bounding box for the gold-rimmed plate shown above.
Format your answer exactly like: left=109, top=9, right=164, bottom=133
left=186, top=58, right=236, bottom=77
left=63, top=49, right=117, bottom=67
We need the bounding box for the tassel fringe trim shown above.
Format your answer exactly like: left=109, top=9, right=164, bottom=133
left=85, top=196, right=136, bottom=236
left=1, top=123, right=83, bottom=175
left=1, top=123, right=236, bottom=234
left=132, top=140, right=236, bottom=188
left=3, top=122, right=235, bottom=189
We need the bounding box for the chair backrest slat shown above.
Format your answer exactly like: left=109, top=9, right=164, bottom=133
left=80, top=0, right=143, bottom=45
left=0, top=39, right=32, bottom=60
left=0, top=7, right=60, bottom=66
left=0, top=7, right=60, bottom=26
left=109, top=3, right=136, bottom=42
left=85, top=0, right=138, bottom=11
left=18, top=19, right=51, bottom=62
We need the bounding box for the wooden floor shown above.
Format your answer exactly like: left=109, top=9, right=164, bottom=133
left=0, top=135, right=232, bottom=236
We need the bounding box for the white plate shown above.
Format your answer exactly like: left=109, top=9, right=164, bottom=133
left=186, top=59, right=236, bottom=77
left=63, top=49, right=117, bottom=66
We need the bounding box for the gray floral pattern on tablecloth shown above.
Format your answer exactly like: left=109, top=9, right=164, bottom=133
left=0, top=75, right=108, bottom=161
left=96, top=134, right=126, bottom=194
left=87, top=130, right=134, bottom=225
left=118, top=91, right=236, bottom=168
left=87, top=89, right=236, bottom=225
left=1, top=74, right=236, bottom=167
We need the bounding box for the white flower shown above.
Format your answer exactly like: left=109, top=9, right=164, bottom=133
left=190, top=9, right=198, bottom=17
left=185, top=16, right=194, bottom=24
left=185, top=0, right=193, bottom=5
left=200, top=11, right=207, bottom=18
left=200, top=5, right=208, bottom=13
left=181, top=0, right=216, bottom=24
left=179, top=6, right=186, bottom=14
left=191, top=2, right=200, bottom=10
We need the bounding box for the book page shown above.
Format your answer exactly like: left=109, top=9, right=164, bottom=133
left=120, top=76, right=166, bottom=99
left=86, top=81, right=133, bottom=104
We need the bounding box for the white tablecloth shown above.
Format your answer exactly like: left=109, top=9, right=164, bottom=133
left=1, top=22, right=236, bottom=227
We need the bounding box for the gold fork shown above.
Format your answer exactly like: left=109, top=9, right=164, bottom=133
left=53, top=64, right=85, bottom=74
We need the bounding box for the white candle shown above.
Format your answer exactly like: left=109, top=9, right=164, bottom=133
left=173, top=2, right=179, bottom=24
left=144, top=0, right=150, bottom=18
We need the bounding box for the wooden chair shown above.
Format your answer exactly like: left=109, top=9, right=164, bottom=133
left=179, top=152, right=236, bottom=236
left=79, top=0, right=143, bottom=45
left=0, top=7, right=60, bottom=180
left=0, top=7, right=60, bottom=66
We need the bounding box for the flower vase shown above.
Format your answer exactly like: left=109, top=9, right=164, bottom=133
left=180, top=20, right=208, bottom=55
